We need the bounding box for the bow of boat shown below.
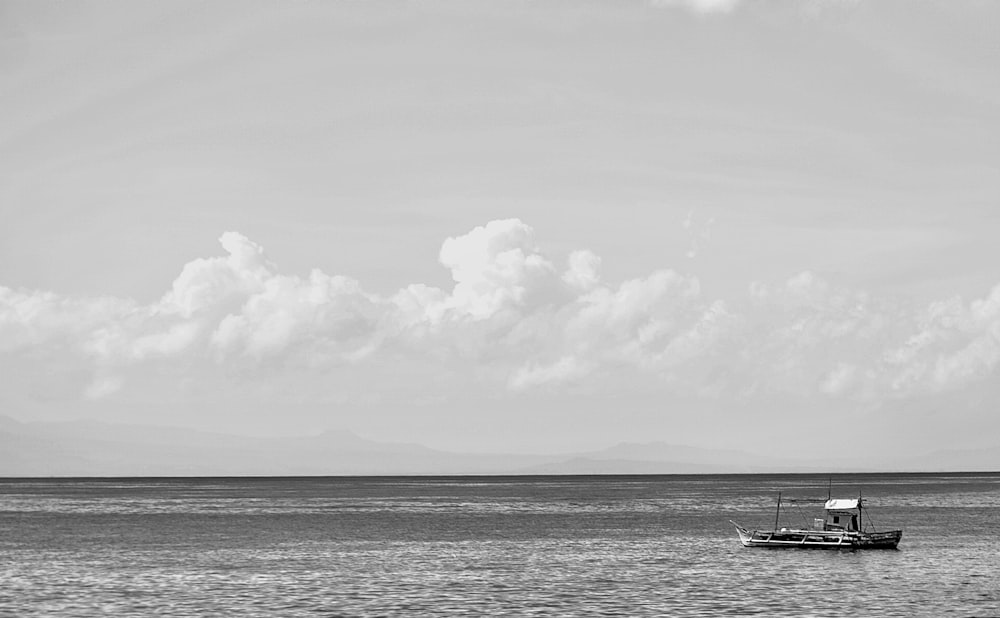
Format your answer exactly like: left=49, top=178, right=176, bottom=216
left=730, top=520, right=754, bottom=547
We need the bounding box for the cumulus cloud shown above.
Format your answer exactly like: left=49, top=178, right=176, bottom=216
left=0, top=287, right=136, bottom=355
left=880, top=284, right=1000, bottom=394
left=437, top=219, right=558, bottom=320
left=210, top=269, right=379, bottom=359
left=161, top=231, right=274, bottom=318
left=654, top=300, right=735, bottom=368
left=562, top=250, right=602, bottom=292
left=563, top=269, right=703, bottom=368
left=2, top=220, right=1000, bottom=406
left=742, top=274, right=1000, bottom=401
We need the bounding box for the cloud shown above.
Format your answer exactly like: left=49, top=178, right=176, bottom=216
left=654, top=300, right=736, bottom=368
left=931, top=332, right=1000, bottom=390
left=83, top=375, right=124, bottom=400
left=161, top=231, right=275, bottom=318
left=742, top=275, right=1000, bottom=401
left=508, top=356, right=591, bottom=391
left=682, top=211, right=714, bottom=259
left=132, top=322, right=203, bottom=360
left=820, top=362, right=857, bottom=396
left=649, top=0, right=742, bottom=14
left=883, top=284, right=1000, bottom=394
left=2, top=221, right=1000, bottom=406
left=209, top=269, right=379, bottom=360
left=564, top=269, right=703, bottom=363
left=437, top=218, right=559, bottom=320
left=562, top=250, right=602, bottom=292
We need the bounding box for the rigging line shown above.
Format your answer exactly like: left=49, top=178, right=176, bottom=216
left=792, top=500, right=810, bottom=528
left=863, top=503, right=879, bottom=532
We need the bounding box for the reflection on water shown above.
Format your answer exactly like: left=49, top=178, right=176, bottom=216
left=1, top=474, right=999, bottom=616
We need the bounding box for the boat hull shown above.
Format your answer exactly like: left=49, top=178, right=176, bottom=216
left=731, top=522, right=901, bottom=550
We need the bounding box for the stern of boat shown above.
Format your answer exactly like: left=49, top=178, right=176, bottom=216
left=856, top=529, right=903, bottom=549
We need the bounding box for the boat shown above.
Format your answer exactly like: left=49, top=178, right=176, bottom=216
left=730, top=491, right=902, bottom=549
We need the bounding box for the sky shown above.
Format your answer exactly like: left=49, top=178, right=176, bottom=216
left=1, top=0, right=998, bottom=460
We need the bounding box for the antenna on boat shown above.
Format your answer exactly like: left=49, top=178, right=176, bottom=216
left=827, top=477, right=832, bottom=502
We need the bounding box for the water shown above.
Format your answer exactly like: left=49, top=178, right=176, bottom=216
left=1, top=473, right=998, bottom=616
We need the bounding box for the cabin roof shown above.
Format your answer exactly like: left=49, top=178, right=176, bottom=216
left=824, top=498, right=859, bottom=510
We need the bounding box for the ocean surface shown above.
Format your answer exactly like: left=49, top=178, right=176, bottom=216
left=1, top=473, right=998, bottom=617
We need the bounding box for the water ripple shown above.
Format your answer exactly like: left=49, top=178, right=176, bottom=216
left=1, top=474, right=998, bottom=616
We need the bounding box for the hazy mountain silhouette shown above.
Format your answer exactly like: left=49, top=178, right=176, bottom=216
left=1, top=415, right=997, bottom=476
left=516, top=442, right=824, bottom=474
left=0, top=415, right=559, bottom=476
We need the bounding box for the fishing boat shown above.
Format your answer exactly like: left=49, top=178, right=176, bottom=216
left=730, top=492, right=902, bottom=549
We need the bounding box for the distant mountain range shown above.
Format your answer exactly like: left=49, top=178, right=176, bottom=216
left=1, top=415, right=997, bottom=476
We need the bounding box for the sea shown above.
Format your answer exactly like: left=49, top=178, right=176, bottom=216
left=1, top=473, right=998, bottom=617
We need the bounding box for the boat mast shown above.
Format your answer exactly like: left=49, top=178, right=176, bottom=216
left=774, top=492, right=782, bottom=531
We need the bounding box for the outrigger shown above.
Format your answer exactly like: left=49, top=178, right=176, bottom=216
left=730, top=490, right=902, bottom=550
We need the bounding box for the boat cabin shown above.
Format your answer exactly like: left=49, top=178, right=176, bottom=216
left=822, top=498, right=860, bottom=532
